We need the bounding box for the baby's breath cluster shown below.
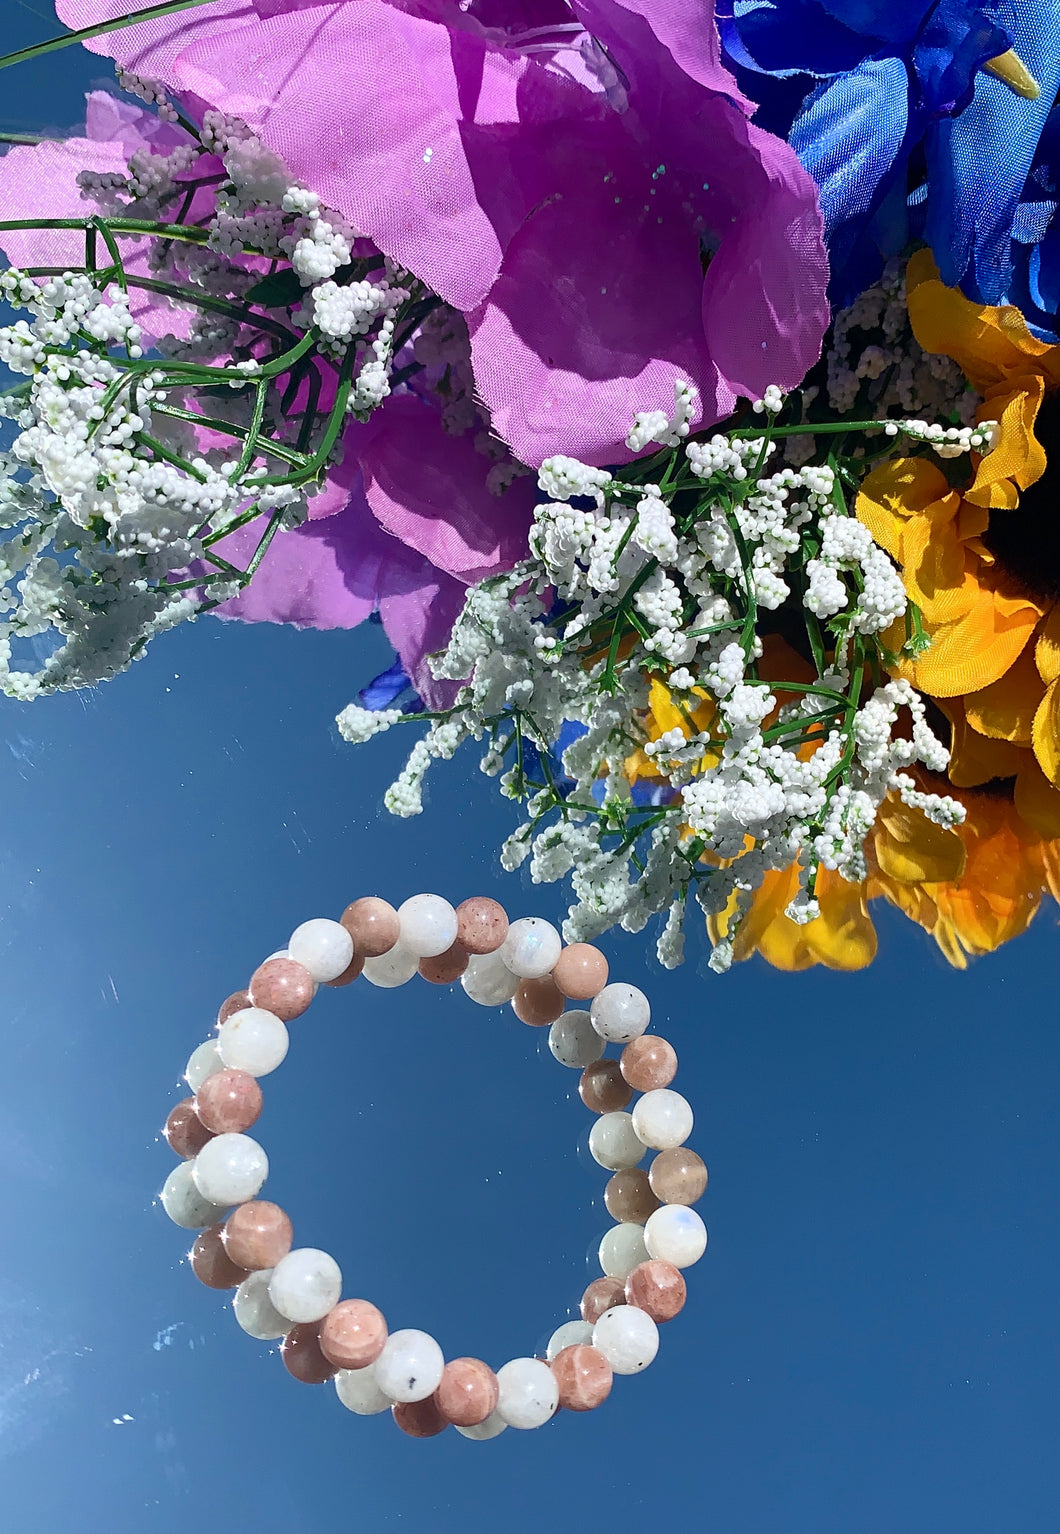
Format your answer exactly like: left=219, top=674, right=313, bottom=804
left=0, top=102, right=429, bottom=695
left=341, top=384, right=965, bottom=969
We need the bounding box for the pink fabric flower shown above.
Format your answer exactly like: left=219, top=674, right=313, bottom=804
left=54, top=0, right=830, bottom=463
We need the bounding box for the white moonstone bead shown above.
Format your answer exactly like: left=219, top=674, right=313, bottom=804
left=590, top=982, right=650, bottom=1043
left=160, top=1162, right=229, bottom=1229
left=335, top=1365, right=392, bottom=1416
left=499, top=917, right=562, bottom=979
left=287, top=918, right=354, bottom=982
left=598, top=1222, right=650, bottom=1281
left=548, top=1009, right=605, bottom=1068
left=232, top=1269, right=289, bottom=1340
left=460, top=950, right=519, bottom=1006
left=644, top=1204, right=708, bottom=1268
left=631, top=1089, right=694, bottom=1150
left=495, top=1357, right=559, bottom=1429
left=217, top=1007, right=289, bottom=1077
left=545, top=1320, right=594, bottom=1361
left=373, top=1328, right=445, bottom=1403
left=191, top=1133, right=268, bottom=1206
left=362, top=944, right=419, bottom=988
left=588, top=1111, right=646, bottom=1171
left=397, top=894, right=458, bottom=958
left=592, top=1305, right=659, bottom=1375
left=185, top=1039, right=226, bottom=1093
left=268, top=1247, right=342, bottom=1323
left=456, top=1409, right=507, bottom=1441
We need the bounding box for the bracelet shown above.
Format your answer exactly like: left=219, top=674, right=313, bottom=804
left=160, top=895, right=707, bottom=1439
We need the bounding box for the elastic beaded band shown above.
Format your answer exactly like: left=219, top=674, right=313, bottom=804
left=161, top=895, right=707, bottom=1438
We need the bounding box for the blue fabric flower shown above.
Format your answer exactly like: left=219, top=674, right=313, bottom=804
left=718, top=0, right=1059, bottom=312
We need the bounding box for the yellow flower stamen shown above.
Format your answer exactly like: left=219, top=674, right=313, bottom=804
left=982, top=48, right=1040, bottom=101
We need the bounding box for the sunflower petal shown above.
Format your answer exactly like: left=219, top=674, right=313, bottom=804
left=1032, top=676, right=1060, bottom=786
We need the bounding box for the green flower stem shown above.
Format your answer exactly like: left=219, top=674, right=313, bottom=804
left=0, top=0, right=219, bottom=71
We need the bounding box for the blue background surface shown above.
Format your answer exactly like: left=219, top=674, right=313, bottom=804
left=1, top=14, right=1058, bottom=1532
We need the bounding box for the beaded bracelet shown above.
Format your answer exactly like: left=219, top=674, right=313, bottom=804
left=160, top=895, right=707, bottom=1439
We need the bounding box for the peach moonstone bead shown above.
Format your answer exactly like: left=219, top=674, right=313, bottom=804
left=552, top=944, right=609, bottom=1000
left=580, top=1276, right=626, bottom=1324
left=512, top=975, right=565, bottom=1027
left=604, top=1168, right=661, bottom=1225
left=195, top=1068, right=263, bottom=1134
left=340, top=897, right=400, bottom=957
left=620, top=1034, right=678, bottom=1092
left=164, top=1098, right=215, bottom=1159
left=625, top=1259, right=687, bottom=1323
left=325, top=952, right=365, bottom=987
left=579, top=1059, right=633, bottom=1114
left=190, top=1225, right=250, bottom=1290
left=217, top=990, right=251, bottom=1026
left=393, top=1396, right=449, bottom=1437
left=435, top=1358, right=499, bottom=1426
left=281, top=1323, right=337, bottom=1384
left=248, top=957, right=315, bottom=1021
left=551, top=1344, right=613, bottom=1411
left=455, top=896, right=509, bottom=954
left=649, top=1147, right=708, bottom=1206
left=419, top=942, right=469, bottom=985
left=319, top=1299, right=388, bottom=1370
left=222, top=1201, right=293, bottom=1270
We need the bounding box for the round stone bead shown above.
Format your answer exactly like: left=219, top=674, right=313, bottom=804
left=644, top=1204, right=708, bottom=1268
left=580, top=1276, right=626, bottom=1324
left=599, top=1222, right=651, bottom=1281
left=579, top=1059, right=632, bottom=1114
left=281, top=1323, right=337, bottom=1385
left=248, top=957, right=315, bottom=1022
left=551, top=1344, right=613, bottom=1412
left=461, top=950, right=519, bottom=1006
left=190, top=1224, right=250, bottom=1290
left=340, top=896, right=401, bottom=958
left=374, top=1329, right=445, bottom=1403
left=648, top=1147, right=708, bottom=1206
left=319, top=1299, right=387, bottom=1371
left=268, top=1248, right=343, bottom=1324
left=592, top=1305, right=659, bottom=1375
left=217, top=990, right=251, bottom=1026
left=588, top=1111, right=645, bottom=1171
left=434, top=1358, right=499, bottom=1427
left=192, top=1133, right=268, bottom=1207
left=631, top=1088, right=694, bottom=1151
left=455, top=897, right=509, bottom=955
left=361, top=945, right=419, bottom=988
left=397, top=894, right=458, bottom=958
left=545, top=1320, right=593, bottom=1361
left=216, top=1008, right=289, bottom=1078
left=511, top=975, right=565, bottom=1027
left=185, top=1039, right=226, bottom=1093
left=548, top=1010, right=605, bottom=1069
left=455, top=1409, right=507, bottom=1441
left=222, top=1201, right=293, bottom=1271
left=393, top=1396, right=448, bottom=1437
left=604, top=1168, right=661, bottom=1225
left=194, top=1068, right=263, bottom=1135
left=620, top=1035, right=677, bottom=1092
left=335, top=1365, right=392, bottom=1416
left=499, top=917, right=562, bottom=979
left=287, top=918, right=354, bottom=983
left=160, top=1163, right=229, bottom=1229
left=625, top=1260, right=687, bottom=1323
left=325, top=952, right=365, bottom=987
left=418, top=943, right=468, bottom=984
left=233, top=1269, right=290, bottom=1340
left=164, top=1098, right=214, bottom=1159
left=551, top=944, right=609, bottom=1000
left=590, top=983, right=650, bottom=1043
left=495, top=1358, right=559, bottom=1429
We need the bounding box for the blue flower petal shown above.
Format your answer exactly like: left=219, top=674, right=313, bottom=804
left=358, top=658, right=413, bottom=710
